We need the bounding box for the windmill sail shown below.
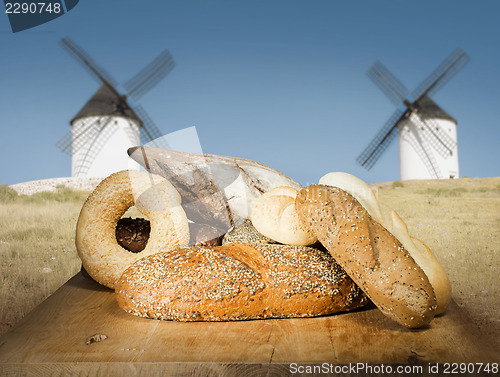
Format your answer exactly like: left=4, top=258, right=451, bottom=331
left=56, top=117, right=106, bottom=155
left=413, top=96, right=457, bottom=158
left=412, top=48, right=470, bottom=102
left=60, top=37, right=119, bottom=89
left=357, top=48, right=468, bottom=180
left=124, top=49, right=175, bottom=101
left=401, top=115, right=442, bottom=179
left=73, top=117, right=115, bottom=177
left=357, top=107, right=407, bottom=169
left=58, top=37, right=176, bottom=177
left=367, top=60, right=409, bottom=105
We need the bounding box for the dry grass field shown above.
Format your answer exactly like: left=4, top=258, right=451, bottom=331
left=0, top=177, right=499, bottom=350
left=374, top=177, right=500, bottom=349
left=0, top=187, right=86, bottom=336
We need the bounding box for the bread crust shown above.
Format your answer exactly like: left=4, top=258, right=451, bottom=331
left=75, top=170, right=190, bottom=289
left=115, top=243, right=368, bottom=321
left=319, top=172, right=451, bottom=314
left=295, top=185, right=437, bottom=328
left=251, top=186, right=318, bottom=246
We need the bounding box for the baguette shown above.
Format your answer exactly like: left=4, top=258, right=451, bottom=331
left=319, top=172, right=451, bottom=314
left=295, top=185, right=437, bottom=328
left=115, top=243, right=367, bottom=321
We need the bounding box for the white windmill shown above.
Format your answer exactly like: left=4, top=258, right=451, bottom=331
left=357, top=48, right=469, bottom=180
left=56, top=37, right=174, bottom=178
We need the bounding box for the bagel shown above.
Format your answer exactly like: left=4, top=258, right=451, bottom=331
left=75, top=170, right=190, bottom=289
left=250, top=186, right=317, bottom=246
left=319, top=172, right=451, bottom=315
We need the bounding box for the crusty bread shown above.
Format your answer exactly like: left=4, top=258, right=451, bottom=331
left=251, top=186, right=318, bottom=246
left=319, top=172, right=451, bottom=314
left=115, top=243, right=368, bottom=321
left=295, top=185, right=437, bottom=328
left=76, top=170, right=190, bottom=289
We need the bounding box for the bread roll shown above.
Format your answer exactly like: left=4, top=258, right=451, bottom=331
left=251, top=186, right=317, bottom=246
left=295, top=185, right=437, bottom=328
left=319, top=172, right=451, bottom=314
left=115, top=243, right=367, bottom=321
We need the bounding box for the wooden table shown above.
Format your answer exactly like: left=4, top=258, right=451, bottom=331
left=0, top=272, right=497, bottom=376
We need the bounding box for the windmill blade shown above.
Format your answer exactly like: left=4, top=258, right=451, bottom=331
left=412, top=114, right=456, bottom=159
left=405, top=117, right=442, bottom=179
left=411, top=48, right=470, bottom=101
left=124, top=49, right=175, bottom=102
left=73, top=118, right=116, bottom=177
left=122, top=119, right=141, bottom=145
left=132, top=105, right=171, bottom=149
left=72, top=117, right=109, bottom=151
left=357, top=108, right=408, bottom=170
left=60, top=36, right=119, bottom=89
left=55, top=130, right=74, bottom=155
left=56, top=117, right=103, bottom=155
left=367, top=60, right=410, bottom=106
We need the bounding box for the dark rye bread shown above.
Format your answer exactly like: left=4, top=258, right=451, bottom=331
left=115, top=243, right=368, bottom=321
left=295, top=185, right=437, bottom=328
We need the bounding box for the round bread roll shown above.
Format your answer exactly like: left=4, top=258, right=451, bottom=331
left=319, top=172, right=451, bottom=315
left=296, top=185, right=437, bottom=328
left=76, top=170, right=190, bottom=289
left=250, top=186, right=317, bottom=246
left=116, top=243, right=368, bottom=321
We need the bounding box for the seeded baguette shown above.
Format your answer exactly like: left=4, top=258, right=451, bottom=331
left=115, top=243, right=368, bottom=321
left=319, top=171, right=451, bottom=314
left=295, top=185, right=437, bottom=328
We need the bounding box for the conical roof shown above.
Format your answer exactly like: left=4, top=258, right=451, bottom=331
left=416, top=95, right=457, bottom=124
left=71, top=84, right=142, bottom=126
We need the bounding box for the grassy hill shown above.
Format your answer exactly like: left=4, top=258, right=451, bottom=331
left=0, top=177, right=499, bottom=349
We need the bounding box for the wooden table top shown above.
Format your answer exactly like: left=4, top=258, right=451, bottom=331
left=0, top=272, right=497, bottom=376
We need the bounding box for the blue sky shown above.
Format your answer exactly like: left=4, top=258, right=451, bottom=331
left=1, top=0, right=499, bottom=186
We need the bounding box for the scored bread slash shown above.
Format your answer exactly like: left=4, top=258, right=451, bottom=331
left=295, top=184, right=437, bottom=328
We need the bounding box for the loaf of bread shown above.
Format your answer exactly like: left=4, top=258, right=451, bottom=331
left=115, top=243, right=368, bottom=321
left=319, top=172, right=451, bottom=314
left=295, top=185, right=437, bottom=328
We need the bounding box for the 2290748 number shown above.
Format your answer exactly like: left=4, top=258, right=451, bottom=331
left=5, top=2, right=61, bottom=14
left=443, top=363, right=498, bottom=374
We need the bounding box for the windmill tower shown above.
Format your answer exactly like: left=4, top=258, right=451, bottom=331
left=357, top=48, right=469, bottom=180
left=56, top=37, right=174, bottom=178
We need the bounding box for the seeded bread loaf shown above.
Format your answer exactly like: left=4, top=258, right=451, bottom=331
left=115, top=243, right=368, bottom=321
left=319, top=171, right=451, bottom=314
left=295, top=185, right=437, bottom=328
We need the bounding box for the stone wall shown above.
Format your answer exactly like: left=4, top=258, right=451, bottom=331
left=9, top=177, right=104, bottom=195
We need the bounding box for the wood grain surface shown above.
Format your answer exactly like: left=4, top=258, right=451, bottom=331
left=0, top=272, right=497, bottom=376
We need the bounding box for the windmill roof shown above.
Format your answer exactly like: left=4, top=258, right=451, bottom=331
left=71, top=84, right=142, bottom=126
left=416, top=96, right=457, bottom=123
